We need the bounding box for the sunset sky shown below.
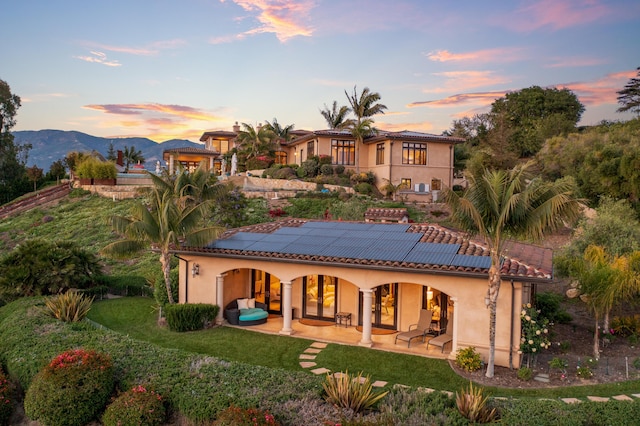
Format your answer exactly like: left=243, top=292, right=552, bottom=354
left=3, top=0, right=639, bottom=143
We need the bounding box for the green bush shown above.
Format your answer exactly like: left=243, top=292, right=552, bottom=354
left=102, top=385, right=166, bottom=426
left=0, top=369, right=13, bottom=426
left=93, top=161, right=117, bottom=179
left=0, top=239, right=102, bottom=302
left=298, top=159, right=319, bottom=178
left=273, top=167, right=297, bottom=179
left=98, top=274, right=153, bottom=297
left=24, top=348, right=115, bottom=426
left=378, top=387, right=465, bottom=425
left=517, top=367, right=533, bottom=381
left=154, top=267, right=178, bottom=306
left=320, top=164, right=334, bottom=176
left=164, top=303, right=219, bottom=332
left=455, top=347, right=482, bottom=372
left=535, top=291, right=571, bottom=323
left=213, top=406, right=279, bottom=425
left=353, top=182, right=374, bottom=195
left=455, top=382, right=498, bottom=423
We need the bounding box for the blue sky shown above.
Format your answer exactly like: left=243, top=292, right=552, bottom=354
left=2, top=0, right=639, bottom=142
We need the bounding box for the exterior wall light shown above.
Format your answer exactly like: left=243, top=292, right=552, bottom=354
left=191, top=263, right=200, bottom=277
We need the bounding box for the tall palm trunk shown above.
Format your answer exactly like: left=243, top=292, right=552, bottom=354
left=593, top=311, right=600, bottom=360
left=486, top=255, right=501, bottom=378
left=160, top=252, right=174, bottom=304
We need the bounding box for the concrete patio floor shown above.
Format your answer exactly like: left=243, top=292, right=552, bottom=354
left=226, top=315, right=451, bottom=360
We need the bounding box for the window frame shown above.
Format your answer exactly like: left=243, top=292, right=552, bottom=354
left=402, top=142, right=427, bottom=165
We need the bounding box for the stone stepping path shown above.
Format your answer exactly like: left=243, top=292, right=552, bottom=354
left=298, top=342, right=640, bottom=401
left=299, top=341, right=387, bottom=387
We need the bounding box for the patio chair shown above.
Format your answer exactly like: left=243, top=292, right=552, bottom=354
left=427, top=317, right=453, bottom=352
left=394, top=309, right=432, bottom=347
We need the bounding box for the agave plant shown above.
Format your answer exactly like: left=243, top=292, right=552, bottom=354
left=322, top=371, right=388, bottom=413
left=455, top=381, right=498, bottom=423
left=44, top=291, right=94, bottom=322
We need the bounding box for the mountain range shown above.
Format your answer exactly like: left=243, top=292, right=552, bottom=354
left=13, top=130, right=203, bottom=171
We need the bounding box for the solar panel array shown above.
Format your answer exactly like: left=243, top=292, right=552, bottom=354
left=208, top=222, right=490, bottom=269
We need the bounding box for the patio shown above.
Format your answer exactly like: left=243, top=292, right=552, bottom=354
left=226, top=315, right=451, bottom=360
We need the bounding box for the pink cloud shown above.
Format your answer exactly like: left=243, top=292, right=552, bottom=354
left=562, top=69, right=637, bottom=106
left=503, top=0, right=610, bottom=32
left=408, top=91, right=509, bottom=109
left=73, top=51, right=121, bottom=67
left=84, top=103, right=221, bottom=121
left=545, top=56, right=608, bottom=68
left=221, top=0, right=315, bottom=42
left=424, top=71, right=511, bottom=94
left=376, top=120, right=435, bottom=132
left=426, top=47, right=525, bottom=63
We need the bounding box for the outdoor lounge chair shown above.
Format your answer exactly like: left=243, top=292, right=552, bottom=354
left=394, top=309, right=432, bottom=347
left=427, top=317, right=453, bottom=352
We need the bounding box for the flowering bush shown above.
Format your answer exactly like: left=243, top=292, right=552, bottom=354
left=0, top=370, right=13, bottom=426
left=24, top=348, right=114, bottom=426
left=519, top=304, right=551, bottom=357
left=576, top=366, right=593, bottom=379
left=102, top=385, right=166, bottom=426
left=455, top=347, right=482, bottom=372
left=269, top=207, right=286, bottom=217
left=212, top=405, right=280, bottom=425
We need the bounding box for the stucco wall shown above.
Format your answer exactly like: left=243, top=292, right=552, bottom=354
left=179, top=255, right=524, bottom=368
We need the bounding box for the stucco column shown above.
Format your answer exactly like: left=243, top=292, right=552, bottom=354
left=279, top=281, right=294, bottom=335
left=449, top=296, right=459, bottom=359
left=209, top=157, right=214, bottom=171
left=359, top=289, right=374, bottom=347
left=169, top=154, right=175, bottom=175
left=216, top=274, right=225, bottom=325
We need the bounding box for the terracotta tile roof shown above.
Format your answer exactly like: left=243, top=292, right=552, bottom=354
left=364, top=208, right=409, bottom=222
left=162, top=147, right=220, bottom=155
left=181, top=219, right=552, bottom=281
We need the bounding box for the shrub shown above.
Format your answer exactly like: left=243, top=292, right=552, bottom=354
left=0, top=239, right=102, bottom=302
left=154, top=267, right=178, bottom=307
left=633, top=357, right=640, bottom=370
left=320, top=164, right=334, bottom=176
left=517, top=367, right=533, bottom=381
left=535, top=291, right=572, bottom=323
left=44, top=290, right=94, bottom=322
left=298, top=158, right=319, bottom=178
left=519, top=303, right=550, bottom=366
left=213, top=406, right=279, bottom=426
left=93, top=161, right=117, bottom=179
left=334, top=164, right=345, bottom=175
left=353, top=182, right=374, bottom=195
left=0, top=370, right=13, bottom=426
left=377, top=386, right=465, bottom=425
left=455, top=382, right=498, bottom=423
left=576, top=365, right=593, bottom=379
left=24, top=348, right=115, bottom=426
left=322, top=371, right=388, bottom=414
left=97, top=274, right=153, bottom=297
left=273, top=167, right=296, bottom=180
left=164, top=303, right=219, bottom=332
left=611, top=314, right=640, bottom=337
left=102, top=385, right=166, bottom=426
left=455, top=347, right=482, bottom=372
left=269, top=207, right=287, bottom=217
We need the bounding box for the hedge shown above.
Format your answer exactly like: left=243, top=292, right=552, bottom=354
left=164, top=303, right=219, bottom=332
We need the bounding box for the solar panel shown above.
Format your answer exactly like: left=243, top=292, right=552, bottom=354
left=225, top=232, right=266, bottom=241
left=368, top=239, right=417, bottom=252
left=304, top=228, right=349, bottom=237
left=411, top=243, right=461, bottom=254
left=273, top=227, right=311, bottom=236
left=450, top=255, right=491, bottom=269
left=333, top=238, right=374, bottom=248
left=403, top=251, right=456, bottom=265
left=245, top=241, right=290, bottom=252
left=362, top=249, right=406, bottom=261
left=376, top=224, right=411, bottom=233
left=317, top=245, right=366, bottom=258
left=208, top=239, right=255, bottom=250
left=282, top=242, right=327, bottom=255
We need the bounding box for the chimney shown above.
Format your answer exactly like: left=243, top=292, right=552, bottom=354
left=116, top=150, right=124, bottom=167
left=232, top=121, right=240, bottom=133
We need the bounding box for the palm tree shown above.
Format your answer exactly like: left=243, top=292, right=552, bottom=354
left=235, top=123, right=275, bottom=160
left=574, top=245, right=640, bottom=359
left=101, top=165, right=223, bottom=304
left=123, top=145, right=145, bottom=171
left=344, top=86, right=387, bottom=172
left=320, top=101, right=351, bottom=129
left=264, top=118, right=294, bottom=162
left=442, top=161, right=582, bottom=377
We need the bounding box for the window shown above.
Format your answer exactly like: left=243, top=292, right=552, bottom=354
left=376, top=143, right=385, bottom=165
left=331, top=139, right=355, bottom=165
left=402, top=142, right=427, bottom=165
left=307, top=141, right=315, bottom=159
left=275, top=151, right=287, bottom=165
left=400, top=178, right=411, bottom=190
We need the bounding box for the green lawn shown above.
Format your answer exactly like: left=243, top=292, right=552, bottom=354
left=87, top=297, right=640, bottom=398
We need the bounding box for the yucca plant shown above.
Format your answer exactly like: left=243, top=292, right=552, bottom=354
left=44, top=291, right=94, bottom=322
left=322, top=371, right=388, bottom=413
left=455, top=381, right=498, bottom=423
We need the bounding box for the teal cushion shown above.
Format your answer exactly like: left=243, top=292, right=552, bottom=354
left=239, top=308, right=268, bottom=321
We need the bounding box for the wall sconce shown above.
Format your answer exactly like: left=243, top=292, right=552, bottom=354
left=426, top=290, right=433, bottom=300
left=191, top=263, right=200, bottom=277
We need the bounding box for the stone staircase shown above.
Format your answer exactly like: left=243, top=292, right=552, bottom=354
left=0, top=184, right=71, bottom=220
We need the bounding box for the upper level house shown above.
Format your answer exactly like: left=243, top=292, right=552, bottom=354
left=164, top=123, right=464, bottom=195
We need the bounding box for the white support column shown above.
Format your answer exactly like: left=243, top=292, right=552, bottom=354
left=169, top=154, right=175, bottom=175
left=279, top=281, right=294, bottom=335
left=216, top=274, right=225, bottom=325
left=449, top=296, right=458, bottom=359
left=359, top=289, right=374, bottom=347
left=209, top=156, right=214, bottom=171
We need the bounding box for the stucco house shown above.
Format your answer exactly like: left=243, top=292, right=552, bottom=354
left=173, top=218, right=553, bottom=369
left=165, top=124, right=464, bottom=196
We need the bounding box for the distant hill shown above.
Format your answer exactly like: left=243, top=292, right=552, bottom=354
left=13, top=130, right=203, bottom=171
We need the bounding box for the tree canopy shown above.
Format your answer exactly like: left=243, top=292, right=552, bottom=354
left=617, top=67, right=640, bottom=117
left=0, top=79, right=30, bottom=204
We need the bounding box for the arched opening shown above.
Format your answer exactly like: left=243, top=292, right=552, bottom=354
left=251, top=269, right=282, bottom=315
left=358, top=283, right=397, bottom=330
left=302, top=274, right=337, bottom=321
